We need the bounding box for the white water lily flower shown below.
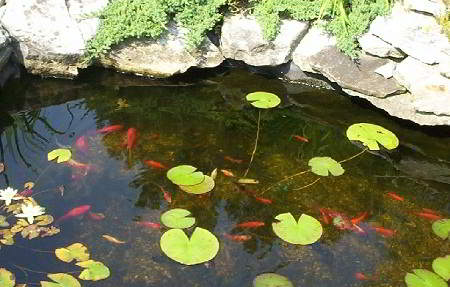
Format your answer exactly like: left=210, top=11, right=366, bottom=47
left=15, top=202, right=45, bottom=224
left=0, top=187, right=21, bottom=206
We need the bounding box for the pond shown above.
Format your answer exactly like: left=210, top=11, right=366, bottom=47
left=0, top=67, right=449, bottom=287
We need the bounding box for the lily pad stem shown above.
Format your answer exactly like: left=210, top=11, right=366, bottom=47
left=243, top=110, right=261, bottom=178
left=12, top=264, right=79, bottom=275
left=293, top=178, right=321, bottom=190
left=338, top=148, right=368, bottom=164
left=260, top=169, right=311, bottom=195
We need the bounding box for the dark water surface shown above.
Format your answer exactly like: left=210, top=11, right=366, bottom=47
left=0, top=67, right=449, bottom=287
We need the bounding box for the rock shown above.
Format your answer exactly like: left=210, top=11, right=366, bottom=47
left=0, top=27, right=12, bottom=79
left=308, top=47, right=405, bottom=98
left=292, top=26, right=336, bottom=73
left=439, top=57, right=450, bottom=78
left=368, top=3, right=450, bottom=65
left=394, top=57, right=450, bottom=116
left=374, top=60, right=396, bottom=79
left=221, top=14, right=309, bottom=66
left=358, top=33, right=404, bottom=58
left=100, top=21, right=223, bottom=78
left=403, top=0, right=446, bottom=17
left=67, top=0, right=108, bottom=42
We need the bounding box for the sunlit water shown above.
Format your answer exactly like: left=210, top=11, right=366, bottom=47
left=0, top=67, right=449, bottom=287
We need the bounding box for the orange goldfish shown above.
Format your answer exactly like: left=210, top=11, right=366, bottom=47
left=235, top=221, right=265, bottom=228
left=144, top=160, right=167, bottom=169
left=385, top=192, right=404, bottom=201
left=102, top=234, right=126, bottom=244
left=136, top=221, right=161, bottom=229
left=373, top=226, right=395, bottom=237
left=224, top=156, right=243, bottom=164
left=126, top=128, right=138, bottom=151
left=254, top=196, right=272, bottom=204
left=55, top=205, right=91, bottom=224
left=415, top=212, right=442, bottom=221
left=351, top=212, right=369, bottom=225
left=75, top=136, right=88, bottom=153
left=97, top=125, right=123, bottom=134
left=224, top=233, right=252, bottom=241
left=220, top=169, right=235, bottom=177
left=292, top=135, right=309, bottom=143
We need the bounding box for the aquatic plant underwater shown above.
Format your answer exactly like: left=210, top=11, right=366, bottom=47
left=0, top=91, right=449, bottom=287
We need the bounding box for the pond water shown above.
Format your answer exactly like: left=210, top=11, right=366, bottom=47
left=0, top=67, right=449, bottom=287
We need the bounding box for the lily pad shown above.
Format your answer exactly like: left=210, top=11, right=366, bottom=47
left=76, top=260, right=110, bottom=281
left=272, top=213, right=322, bottom=245
left=253, top=273, right=293, bottom=287
left=0, top=215, right=9, bottom=227
left=433, top=255, right=450, bottom=281
left=21, top=224, right=41, bottom=239
left=432, top=219, right=450, bottom=240
left=246, top=92, right=281, bottom=109
left=167, top=165, right=205, bottom=186
left=40, top=273, right=81, bottom=287
left=308, top=157, right=345, bottom=176
left=346, top=123, right=399, bottom=151
left=179, top=175, right=215, bottom=194
left=0, top=268, right=15, bottom=287
left=160, top=227, right=219, bottom=265
left=47, top=149, right=72, bottom=163
left=405, top=269, right=448, bottom=287
left=161, top=209, right=195, bottom=229
left=55, top=243, right=90, bottom=263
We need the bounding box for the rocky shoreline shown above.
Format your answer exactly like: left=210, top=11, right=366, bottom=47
left=0, top=0, right=448, bottom=126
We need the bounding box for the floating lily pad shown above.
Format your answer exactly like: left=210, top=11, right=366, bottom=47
left=55, top=243, right=90, bottom=263
left=246, top=92, right=281, bottom=109
left=76, top=260, right=110, bottom=281
left=308, top=157, right=344, bottom=176
left=179, top=175, right=215, bottom=194
left=21, top=224, right=40, bottom=239
left=433, top=255, right=450, bottom=281
left=432, top=219, right=450, bottom=240
left=167, top=165, right=205, bottom=186
left=0, top=215, right=9, bottom=227
left=253, top=273, right=293, bottom=287
left=160, top=227, right=219, bottom=265
left=48, top=149, right=72, bottom=163
left=40, top=273, right=81, bottom=287
left=346, top=123, right=399, bottom=151
left=161, top=209, right=195, bottom=229
left=35, top=215, right=54, bottom=226
left=405, top=269, right=448, bottom=287
left=272, top=213, right=322, bottom=245
left=0, top=268, right=15, bottom=287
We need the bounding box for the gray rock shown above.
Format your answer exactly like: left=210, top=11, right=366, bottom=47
left=308, top=47, right=405, bottom=98
left=358, top=33, right=404, bottom=58
left=374, top=60, right=396, bottom=79
left=439, top=57, right=450, bottom=78
left=403, top=0, right=446, bottom=17
left=67, top=0, right=108, bottom=42
left=100, top=22, right=223, bottom=78
left=221, top=14, right=309, bottom=66
left=292, top=26, right=336, bottom=73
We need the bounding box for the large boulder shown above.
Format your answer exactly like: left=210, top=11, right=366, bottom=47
left=220, top=14, right=309, bottom=66
left=99, top=22, right=223, bottom=78
left=402, top=0, right=446, bottom=17
left=358, top=33, right=404, bottom=59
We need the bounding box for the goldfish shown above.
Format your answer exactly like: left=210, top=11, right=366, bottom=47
left=75, top=136, right=88, bottom=153
left=351, top=212, right=369, bottom=225
left=224, top=156, right=243, bottom=164
left=144, top=160, right=167, bottom=170
left=88, top=212, right=105, bottom=220
left=55, top=205, right=91, bottom=224
left=126, top=128, right=138, bottom=151
left=373, top=226, right=395, bottom=237
left=19, top=189, right=33, bottom=197
left=96, top=125, right=124, bottom=134
left=254, top=196, right=272, bottom=204
left=292, top=135, right=309, bottom=143
left=136, top=221, right=161, bottom=229
left=224, top=233, right=252, bottom=241
left=385, top=192, right=404, bottom=201
left=354, top=272, right=369, bottom=280
left=421, top=208, right=440, bottom=215
left=163, top=190, right=172, bottom=203
left=415, top=212, right=442, bottom=221
left=235, top=221, right=265, bottom=228
left=220, top=169, right=235, bottom=177
left=102, top=234, right=126, bottom=244
left=319, top=208, right=332, bottom=224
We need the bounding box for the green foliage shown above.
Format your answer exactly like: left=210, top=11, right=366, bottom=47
left=308, top=156, right=344, bottom=176
left=0, top=268, right=15, bottom=287
left=253, top=273, right=294, bottom=287
left=432, top=219, right=450, bottom=240
left=405, top=269, right=448, bottom=287
left=55, top=243, right=90, bottom=263
left=346, top=123, right=399, bottom=151
left=433, top=255, right=450, bottom=281
left=161, top=209, right=196, bottom=229
left=439, top=12, right=450, bottom=40
left=246, top=92, right=281, bottom=109
left=272, top=213, right=322, bottom=244
left=76, top=260, right=111, bottom=281
left=167, top=165, right=205, bottom=186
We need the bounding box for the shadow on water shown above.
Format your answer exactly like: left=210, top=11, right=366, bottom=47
left=0, top=67, right=449, bottom=287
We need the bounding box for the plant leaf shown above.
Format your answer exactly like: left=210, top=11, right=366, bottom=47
left=161, top=208, right=195, bottom=229
left=433, top=255, right=450, bottom=281
left=308, top=157, right=344, bottom=176
left=253, top=273, right=293, bottom=287
left=47, top=149, right=72, bottom=163
left=160, top=227, right=219, bottom=265
left=167, top=165, right=205, bottom=186
left=40, top=273, right=81, bottom=287
left=405, top=269, right=448, bottom=287
left=272, top=213, right=322, bottom=245
left=237, top=178, right=259, bottom=184
left=432, top=219, right=450, bottom=240
left=55, top=243, right=90, bottom=263
left=76, top=260, right=110, bottom=281
left=0, top=215, right=9, bottom=227
left=179, top=175, right=215, bottom=194
left=246, top=92, right=281, bottom=109
left=0, top=268, right=15, bottom=287
left=346, top=123, right=399, bottom=151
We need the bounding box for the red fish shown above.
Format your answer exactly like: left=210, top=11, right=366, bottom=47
left=319, top=208, right=332, bottom=224
left=373, top=226, right=395, bottom=237
left=354, top=272, right=369, bottom=280
left=136, top=221, right=161, bottom=229
left=88, top=212, right=105, bottom=220
left=96, top=125, right=123, bottom=134
left=163, top=190, right=172, bottom=203
left=292, top=135, right=309, bottom=143
left=144, top=160, right=167, bottom=170
left=415, top=212, right=442, bottom=221
left=56, top=205, right=91, bottom=224
left=126, top=128, right=137, bottom=151
left=351, top=212, right=369, bottom=225
left=75, top=136, right=88, bottom=153
left=224, top=233, right=252, bottom=241
left=385, top=192, right=404, bottom=201
left=235, top=221, right=265, bottom=228
left=224, top=156, right=243, bottom=164
left=220, top=169, right=235, bottom=177
left=421, top=208, right=440, bottom=215
left=19, top=189, right=33, bottom=197
left=254, top=196, right=272, bottom=204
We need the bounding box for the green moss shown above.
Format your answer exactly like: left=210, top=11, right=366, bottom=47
left=438, top=12, right=450, bottom=40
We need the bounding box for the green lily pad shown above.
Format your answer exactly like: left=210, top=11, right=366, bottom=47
left=55, top=243, right=90, bottom=263
left=48, top=149, right=72, bottom=163
left=272, top=213, right=323, bottom=245
left=76, top=260, right=110, bottom=281
left=253, top=273, right=294, bottom=287
left=308, top=157, right=344, bottom=176
left=167, top=165, right=205, bottom=186
left=40, top=273, right=81, bottom=287
left=346, top=123, right=399, bottom=151
left=246, top=92, right=281, bottom=109
left=0, top=268, right=15, bottom=287
left=160, top=227, right=219, bottom=265
left=433, top=255, right=450, bottom=281
left=405, top=269, right=448, bottom=287
left=0, top=215, right=9, bottom=227
left=432, top=219, right=450, bottom=240
left=179, top=175, right=215, bottom=194
left=161, top=208, right=195, bottom=229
